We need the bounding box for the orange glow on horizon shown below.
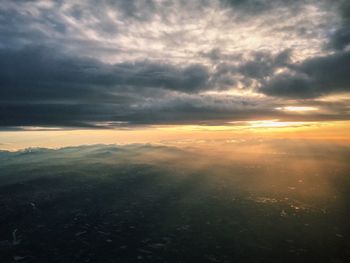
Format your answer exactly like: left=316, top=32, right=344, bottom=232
left=1, top=120, right=350, bottom=151
left=276, top=106, right=319, bottom=112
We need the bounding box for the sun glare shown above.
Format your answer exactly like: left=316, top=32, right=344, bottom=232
left=276, top=106, right=319, bottom=112
left=247, top=120, right=308, bottom=128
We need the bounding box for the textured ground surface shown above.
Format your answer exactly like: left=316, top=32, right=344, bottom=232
left=0, top=142, right=349, bottom=262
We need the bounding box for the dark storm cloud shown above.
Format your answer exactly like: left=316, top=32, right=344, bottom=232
left=329, top=25, right=350, bottom=51
left=238, top=50, right=291, bottom=79
left=0, top=9, right=45, bottom=49
left=326, top=0, right=350, bottom=51
left=1, top=46, right=329, bottom=128
left=0, top=46, right=217, bottom=128
left=1, top=47, right=349, bottom=128
left=261, top=50, right=350, bottom=98
left=0, top=46, right=210, bottom=101
left=0, top=0, right=350, bottom=129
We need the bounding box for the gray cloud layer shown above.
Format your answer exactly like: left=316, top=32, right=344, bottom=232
left=0, top=0, right=350, bottom=129
left=261, top=51, right=350, bottom=98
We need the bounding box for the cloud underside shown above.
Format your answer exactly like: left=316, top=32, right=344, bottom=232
left=0, top=0, right=350, bottom=129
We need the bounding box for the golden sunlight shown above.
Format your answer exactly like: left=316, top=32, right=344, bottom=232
left=246, top=119, right=309, bottom=128
left=276, top=106, right=319, bottom=112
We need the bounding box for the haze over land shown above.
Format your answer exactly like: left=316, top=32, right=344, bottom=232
left=1, top=141, right=350, bottom=262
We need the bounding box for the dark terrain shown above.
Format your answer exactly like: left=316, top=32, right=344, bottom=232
left=0, top=142, right=349, bottom=262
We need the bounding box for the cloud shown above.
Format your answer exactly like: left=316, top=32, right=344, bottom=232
left=0, top=46, right=271, bottom=128
left=237, top=50, right=291, bottom=79
left=220, top=0, right=303, bottom=16
left=0, top=46, right=211, bottom=99
left=0, top=0, right=349, bottom=129
left=261, top=51, right=350, bottom=98
left=326, top=1, right=350, bottom=51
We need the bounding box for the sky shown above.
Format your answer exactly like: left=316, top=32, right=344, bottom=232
left=1, top=0, right=350, bottom=149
